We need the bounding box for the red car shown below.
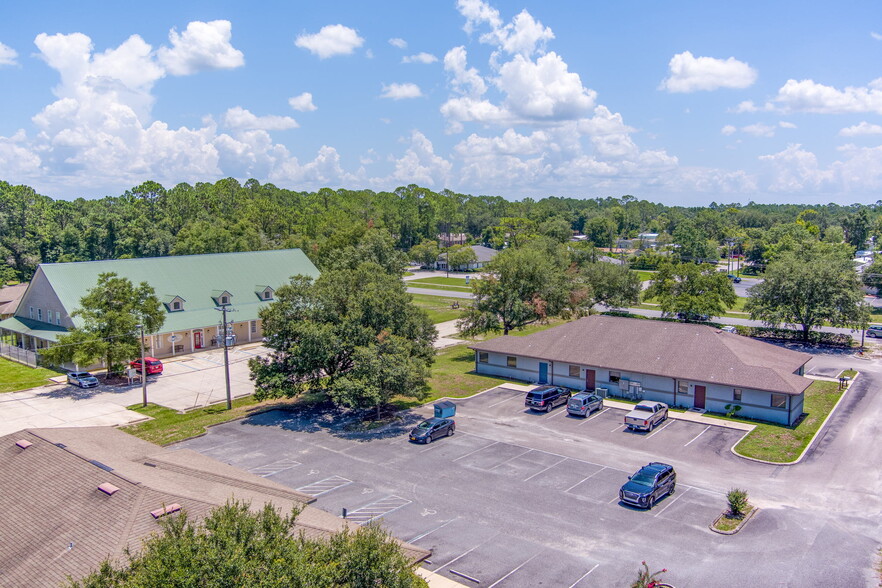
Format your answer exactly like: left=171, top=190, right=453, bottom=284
left=130, top=357, right=163, bottom=375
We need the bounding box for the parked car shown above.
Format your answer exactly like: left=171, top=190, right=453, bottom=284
left=619, top=462, right=677, bottom=509
left=867, top=325, right=882, bottom=338
left=567, top=392, right=604, bottom=417
left=67, top=371, right=99, bottom=388
left=130, top=357, right=163, bottom=375
left=726, top=274, right=742, bottom=283
left=721, top=325, right=737, bottom=333
left=525, top=385, right=571, bottom=412
left=409, top=417, right=455, bottom=444
left=624, top=400, right=668, bottom=431
left=676, top=311, right=710, bottom=322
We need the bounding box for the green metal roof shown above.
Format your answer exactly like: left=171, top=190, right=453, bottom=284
left=37, top=249, right=319, bottom=334
left=0, top=316, right=69, bottom=342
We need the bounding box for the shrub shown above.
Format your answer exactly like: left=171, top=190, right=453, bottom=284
left=630, top=561, right=668, bottom=588
left=724, top=403, right=742, bottom=418
left=727, top=488, right=750, bottom=518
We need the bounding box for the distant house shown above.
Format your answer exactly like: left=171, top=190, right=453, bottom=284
left=0, top=249, right=319, bottom=364
left=436, top=245, right=499, bottom=271
left=0, top=283, right=27, bottom=319
left=637, top=232, right=659, bottom=242
left=469, top=315, right=812, bottom=426
left=437, top=232, right=468, bottom=247
left=0, top=426, right=428, bottom=588
left=598, top=255, right=625, bottom=266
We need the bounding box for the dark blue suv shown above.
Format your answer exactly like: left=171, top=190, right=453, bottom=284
left=619, top=462, right=676, bottom=509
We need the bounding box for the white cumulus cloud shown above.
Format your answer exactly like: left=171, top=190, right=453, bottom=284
left=295, top=24, right=364, bottom=59
left=872, top=32, right=882, bottom=41
left=157, top=20, right=244, bottom=76
left=660, top=51, right=758, bottom=93
left=721, top=125, right=737, bottom=136
left=402, top=52, right=438, bottom=64
left=388, top=38, right=407, bottom=49
left=770, top=78, right=882, bottom=114
left=288, top=92, right=317, bottom=112
left=223, top=106, right=298, bottom=131
left=0, top=41, right=18, bottom=66
left=840, top=121, right=882, bottom=136
left=741, top=123, right=776, bottom=137
left=380, top=82, right=423, bottom=100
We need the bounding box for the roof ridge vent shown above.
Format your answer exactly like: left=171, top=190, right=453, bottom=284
left=150, top=503, right=182, bottom=519
left=98, top=483, right=120, bottom=496
left=15, top=439, right=33, bottom=449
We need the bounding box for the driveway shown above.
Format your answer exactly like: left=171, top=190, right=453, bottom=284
left=0, top=344, right=266, bottom=436
left=178, top=351, right=882, bottom=587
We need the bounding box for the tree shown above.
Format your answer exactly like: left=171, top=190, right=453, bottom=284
left=583, top=216, right=616, bottom=248
left=409, top=239, right=440, bottom=268
left=745, top=243, right=866, bottom=341
left=458, top=245, right=572, bottom=336
left=862, top=257, right=882, bottom=290
left=249, top=263, right=436, bottom=410
left=41, top=273, right=164, bottom=375
left=672, top=220, right=717, bottom=263
left=68, top=500, right=427, bottom=588
left=577, top=262, right=642, bottom=311
left=644, top=262, right=736, bottom=320
left=445, top=245, right=478, bottom=271
left=842, top=208, right=872, bottom=248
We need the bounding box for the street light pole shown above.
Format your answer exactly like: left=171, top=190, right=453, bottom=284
left=215, top=305, right=234, bottom=410
left=136, top=323, right=147, bottom=407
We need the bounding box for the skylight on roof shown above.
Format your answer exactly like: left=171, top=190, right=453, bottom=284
left=150, top=503, right=182, bottom=519
left=15, top=439, right=32, bottom=449
left=98, top=483, right=120, bottom=496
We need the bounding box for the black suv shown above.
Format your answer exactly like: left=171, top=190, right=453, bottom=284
left=525, top=385, right=571, bottom=412
left=619, top=462, right=676, bottom=509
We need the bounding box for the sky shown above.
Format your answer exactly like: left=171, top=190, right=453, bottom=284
left=1, top=0, right=881, bottom=205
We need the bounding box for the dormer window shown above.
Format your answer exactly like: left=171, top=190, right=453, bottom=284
left=255, top=285, right=274, bottom=301
left=211, top=290, right=233, bottom=306
left=221, top=296, right=229, bottom=305
left=263, top=291, right=271, bottom=300
left=163, top=295, right=186, bottom=312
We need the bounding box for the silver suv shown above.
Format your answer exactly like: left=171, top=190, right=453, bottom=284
left=567, top=392, right=604, bottom=417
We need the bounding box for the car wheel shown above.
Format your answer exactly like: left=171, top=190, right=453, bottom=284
left=546, top=403, right=553, bottom=412
left=669, top=483, right=676, bottom=496
left=869, top=332, right=877, bottom=338
left=648, top=495, right=656, bottom=510
left=447, top=426, right=454, bottom=437
left=425, top=435, right=433, bottom=444
left=648, top=421, right=655, bottom=432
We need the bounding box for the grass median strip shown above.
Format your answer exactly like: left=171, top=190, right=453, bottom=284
left=410, top=293, right=465, bottom=324
left=733, top=379, right=844, bottom=463
left=120, top=392, right=324, bottom=446
left=0, top=357, right=60, bottom=394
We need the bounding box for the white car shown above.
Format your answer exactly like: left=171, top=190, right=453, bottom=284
left=867, top=325, right=882, bottom=338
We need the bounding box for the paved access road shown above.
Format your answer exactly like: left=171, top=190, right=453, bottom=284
left=179, top=350, right=882, bottom=587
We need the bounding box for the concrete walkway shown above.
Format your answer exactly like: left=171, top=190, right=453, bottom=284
left=434, top=319, right=464, bottom=349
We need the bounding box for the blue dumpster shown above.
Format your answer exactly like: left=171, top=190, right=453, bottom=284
left=434, top=401, right=456, bottom=418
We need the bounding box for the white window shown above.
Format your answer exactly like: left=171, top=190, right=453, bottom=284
left=56, top=311, right=61, bottom=325
left=678, top=381, right=690, bottom=395
left=733, top=388, right=742, bottom=402
left=264, top=291, right=272, bottom=300
left=568, top=365, right=580, bottom=378
left=37, top=309, right=42, bottom=321
left=478, top=352, right=488, bottom=363
left=771, top=394, right=787, bottom=409
left=172, top=301, right=181, bottom=311
left=29, top=306, right=34, bottom=319
left=609, top=371, right=621, bottom=383
left=250, top=321, right=257, bottom=333
left=221, top=296, right=229, bottom=305
left=506, top=356, right=517, bottom=368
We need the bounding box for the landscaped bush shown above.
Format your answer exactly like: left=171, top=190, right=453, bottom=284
left=732, top=325, right=853, bottom=347
left=727, top=488, right=750, bottom=518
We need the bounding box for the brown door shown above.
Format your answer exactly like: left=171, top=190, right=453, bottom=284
left=585, top=369, right=596, bottom=391
left=694, top=385, right=706, bottom=409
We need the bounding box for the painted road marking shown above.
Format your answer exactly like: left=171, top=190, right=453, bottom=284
left=654, top=486, right=690, bottom=517
left=248, top=457, right=301, bottom=477
left=344, top=495, right=412, bottom=525
left=452, top=441, right=499, bottom=462
left=565, top=467, right=606, bottom=493
left=610, top=422, right=626, bottom=433
left=567, top=564, right=600, bottom=587
left=684, top=425, right=712, bottom=447
left=488, top=394, right=523, bottom=408
left=545, top=407, right=567, bottom=419
left=434, top=534, right=499, bottom=573
left=645, top=420, right=675, bottom=439
left=579, top=407, right=610, bottom=424
left=409, top=519, right=457, bottom=543
left=487, top=552, right=541, bottom=588
left=523, top=456, right=567, bottom=482
left=296, top=475, right=352, bottom=496
left=488, top=448, right=532, bottom=470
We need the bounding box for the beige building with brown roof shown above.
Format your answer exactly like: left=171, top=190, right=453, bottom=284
left=469, top=315, right=813, bottom=425
left=0, top=427, right=428, bottom=588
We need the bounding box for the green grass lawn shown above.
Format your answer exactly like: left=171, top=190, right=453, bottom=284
left=733, top=379, right=843, bottom=463
left=632, top=270, right=657, bottom=282
left=408, top=277, right=474, bottom=293
left=636, top=295, right=750, bottom=317
left=121, top=392, right=324, bottom=446
left=0, top=357, right=59, bottom=393
left=410, top=293, right=465, bottom=324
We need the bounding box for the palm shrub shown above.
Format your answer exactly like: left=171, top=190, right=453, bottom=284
left=630, top=561, right=668, bottom=588
left=727, top=488, right=750, bottom=518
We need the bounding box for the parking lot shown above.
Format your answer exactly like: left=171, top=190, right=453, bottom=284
left=174, top=380, right=882, bottom=587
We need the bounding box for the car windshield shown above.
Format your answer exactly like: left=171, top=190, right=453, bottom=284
left=634, top=405, right=653, bottom=412
left=147, top=361, right=161, bottom=366
left=417, top=421, right=435, bottom=430
left=630, top=472, right=656, bottom=487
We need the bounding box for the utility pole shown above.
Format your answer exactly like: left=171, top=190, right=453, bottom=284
left=214, top=305, right=236, bottom=410
left=136, top=323, right=147, bottom=407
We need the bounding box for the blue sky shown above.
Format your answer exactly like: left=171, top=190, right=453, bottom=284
left=1, top=0, right=881, bottom=205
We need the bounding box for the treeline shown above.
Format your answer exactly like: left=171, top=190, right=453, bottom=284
left=2, top=177, right=881, bottom=281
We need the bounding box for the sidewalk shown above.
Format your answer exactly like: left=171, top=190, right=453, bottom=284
left=434, top=319, right=464, bottom=349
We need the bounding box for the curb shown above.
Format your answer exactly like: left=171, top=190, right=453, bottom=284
left=710, top=506, right=759, bottom=535
left=731, top=372, right=858, bottom=466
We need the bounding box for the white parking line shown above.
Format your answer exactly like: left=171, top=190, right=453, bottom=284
left=489, top=448, right=532, bottom=470
left=609, top=422, right=625, bottom=433
left=523, top=457, right=567, bottom=482
left=565, top=467, right=606, bottom=493
left=645, top=420, right=675, bottom=439
left=684, top=425, right=712, bottom=447
left=579, top=407, right=610, bottom=424
left=248, top=457, right=301, bottom=477
left=409, top=519, right=457, bottom=543
left=567, top=564, right=600, bottom=588
left=487, top=552, right=541, bottom=588
left=434, top=534, right=498, bottom=573
left=296, top=475, right=353, bottom=496
left=452, top=441, right=499, bottom=462
left=488, top=394, right=523, bottom=408
left=344, top=495, right=412, bottom=525
left=654, top=486, right=690, bottom=517
left=545, top=408, right=567, bottom=419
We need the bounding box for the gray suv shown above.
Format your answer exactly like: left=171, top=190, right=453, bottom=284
left=567, top=392, right=604, bottom=417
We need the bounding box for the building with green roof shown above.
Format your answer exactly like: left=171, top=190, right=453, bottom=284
left=0, top=249, right=319, bottom=363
